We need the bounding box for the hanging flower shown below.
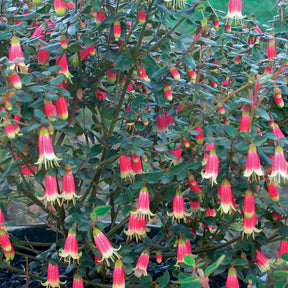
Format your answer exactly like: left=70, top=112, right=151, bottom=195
left=62, top=164, right=81, bottom=205
left=156, top=250, right=162, bottom=264
left=55, top=96, right=68, bottom=121
left=124, top=209, right=147, bottom=242
left=132, top=185, right=155, bottom=221
left=9, top=36, right=28, bottom=72
left=60, top=35, right=68, bottom=49
left=138, top=6, right=146, bottom=24
left=167, top=188, right=191, bottom=223
left=274, top=87, right=284, bottom=108
left=108, top=69, right=117, bottom=84
left=59, top=228, right=81, bottom=264
left=119, top=155, right=134, bottom=182
left=219, top=178, right=235, bottom=214
left=44, top=98, right=56, bottom=121
left=266, top=179, right=279, bottom=202
left=279, top=239, right=288, bottom=262
left=113, top=18, right=121, bottom=40
left=194, top=126, right=204, bottom=145
left=225, top=0, right=244, bottom=22
left=0, top=209, right=7, bottom=232
left=4, top=117, right=16, bottom=139
left=96, top=8, right=105, bottom=25
left=138, top=67, right=150, bottom=82
left=188, top=173, right=201, bottom=194
left=171, top=144, right=182, bottom=165
left=163, top=0, right=186, bottom=10
left=169, top=66, right=181, bottom=80
left=72, top=274, right=84, bottom=288
left=240, top=105, right=250, bottom=133
left=269, top=145, right=287, bottom=183
left=190, top=199, right=201, bottom=214
left=112, top=259, right=125, bottom=288
left=267, top=37, right=276, bottom=59
left=134, top=250, right=150, bottom=278
left=93, top=228, right=121, bottom=267
left=38, top=172, right=61, bottom=207
left=268, top=120, right=285, bottom=139
left=255, top=250, right=272, bottom=272
left=56, top=54, right=72, bottom=82
left=9, top=72, right=22, bottom=90
left=243, top=188, right=255, bottom=219
left=35, top=126, right=61, bottom=169
left=242, top=212, right=260, bottom=238
left=38, top=47, right=50, bottom=65
left=243, top=143, right=264, bottom=181
left=54, top=0, right=66, bottom=16
left=131, top=153, right=143, bottom=174
left=42, top=263, right=65, bottom=287
left=176, top=237, right=190, bottom=266
left=225, top=267, right=239, bottom=288
left=201, top=147, right=219, bottom=186
left=0, top=232, right=15, bottom=262
left=164, top=83, right=173, bottom=101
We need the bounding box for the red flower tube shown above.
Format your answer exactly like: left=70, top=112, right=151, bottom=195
left=55, top=96, right=68, bottom=121
left=188, top=173, right=201, bottom=194
left=42, top=263, right=65, bottom=287
left=54, top=0, right=66, bottom=16
left=62, top=164, right=80, bottom=205
left=270, top=145, right=287, bottom=183
left=124, top=209, right=147, bottom=242
left=219, top=178, right=235, bottom=214
left=73, top=274, right=84, bottom=288
left=113, top=18, right=121, bottom=40
left=243, top=188, right=255, bottom=219
left=255, top=250, right=271, bottom=272
left=138, top=6, right=146, bottom=24
left=240, top=105, right=250, bottom=133
left=44, top=98, right=56, bottom=121
left=9, top=36, right=28, bottom=72
left=201, top=147, right=219, bottom=186
left=225, top=0, right=244, bottom=22
left=134, top=250, right=149, bottom=278
left=225, top=267, right=239, bottom=288
left=9, top=72, right=22, bottom=90
left=112, top=259, right=125, bottom=288
left=119, top=155, right=134, bottom=182
left=268, top=120, right=285, bottom=139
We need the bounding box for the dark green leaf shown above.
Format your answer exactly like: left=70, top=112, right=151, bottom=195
left=274, top=270, right=288, bottom=278
left=114, top=53, right=135, bottom=71
left=158, top=271, right=170, bottom=288
left=184, top=254, right=195, bottom=266
left=34, top=109, right=46, bottom=120
left=90, top=206, right=111, bottom=219
left=255, top=108, right=270, bottom=121
left=226, top=125, right=238, bottom=138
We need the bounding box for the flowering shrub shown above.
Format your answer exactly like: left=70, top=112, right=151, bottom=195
left=1, top=0, right=288, bottom=287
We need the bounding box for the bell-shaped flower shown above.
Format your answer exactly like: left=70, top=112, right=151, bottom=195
left=42, top=263, right=65, bottom=287
left=255, top=250, right=272, bottom=272
left=225, top=267, right=239, bottom=288
left=167, top=188, right=191, bottom=223
left=93, top=228, right=121, bottom=267
left=270, top=145, right=287, bottom=184
left=0, top=232, right=15, bottom=262
left=35, top=126, right=61, bottom=170
left=124, top=209, right=147, bottom=242
left=240, top=105, right=250, bottom=133
left=56, top=54, right=72, bottom=82
left=134, top=250, right=150, bottom=278
left=267, top=37, right=276, bottom=59
left=242, top=212, right=261, bottom=239
left=279, top=239, right=288, bottom=263
left=9, top=36, right=28, bottom=72
left=38, top=172, right=62, bottom=207
left=72, top=274, right=84, bottom=288
left=54, top=0, right=66, bottom=16
left=268, top=120, right=285, bottom=139
left=132, top=185, right=155, bottom=221
left=243, top=143, right=264, bottom=181
left=55, top=96, right=68, bottom=121
left=62, top=164, right=80, bottom=205
left=112, top=259, right=125, bottom=288
left=156, top=250, right=162, bottom=264
left=225, top=0, right=244, bottom=22
left=243, top=188, right=255, bottom=219
left=219, top=178, right=235, bottom=214
left=188, top=173, right=201, bottom=194
left=201, top=147, right=219, bottom=186
left=59, top=228, right=82, bottom=264
left=119, top=155, right=134, bottom=182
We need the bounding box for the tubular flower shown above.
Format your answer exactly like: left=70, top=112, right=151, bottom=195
left=157, top=114, right=169, bottom=131
left=112, top=259, right=125, bottom=288
left=243, top=189, right=255, bottom=219
left=0, top=209, right=7, bottom=232
left=225, top=0, right=244, bottom=22
left=93, top=228, right=121, bottom=267
left=72, top=274, right=84, bottom=288
left=269, top=145, right=287, bottom=183
left=107, top=69, right=117, bottom=84
left=176, top=237, right=190, bottom=266
left=9, top=72, right=22, bottom=90
left=279, top=239, right=288, bottom=262
left=55, top=96, right=68, bottom=121
left=113, top=18, right=121, bottom=40
left=267, top=37, right=276, bottom=59
left=138, top=6, right=146, bottom=24
left=167, top=188, right=191, bottom=223
left=38, top=47, right=50, bottom=65
left=124, top=209, right=147, bottom=242
left=119, top=155, right=134, bottom=182
left=190, top=199, right=201, bottom=214
left=96, top=8, right=105, bottom=25
left=42, top=263, right=65, bottom=288
left=59, top=228, right=82, bottom=264
left=9, top=36, right=28, bottom=72
left=164, top=0, right=186, bottom=9
left=62, top=164, right=80, bottom=205
left=0, top=232, right=15, bottom=262
left=219, top=178, right=235, bottom=214
left=201, top=147, right=219, bottom=186
left=255, top=250, right=272, bottom=272
left=171, top=145, right=182, bottom=165
left=60, top=35, right=68, bottom=49
left=35, top=126, right=61, bottom=169
left=54, top=0, right=66, bottom=16
left=4, top=117, right=16, bottom=139
left=240, top=105, right=250, bottom=133
left=268, top=120, right=285, bottom=139
left=194, top=126, right=204, bottom=145
left=274, top=87, right=284, bottom=108
left=169, top=66, right=180, bottom=80
left=38, top=172, right=61, bottom=207
left=134, top=250, right=150, bottom=278
left=243, top=143, right=264, bottom=181
left=138, top=67, right=150, bottom=82
left=188, top=68, right=197, bottom=83
left=266, top=180, right=279, bottom=202
left=242, top=212, right=260, bottom=238
left=164, top=83, right=173, bottom=101
left=131, top=153, right=143, bottom=174
left=156, top=251, right=162, bottom=264
left=56, top=54, right=72, bottom=82
left=225, top=267, right=239, bottom=288
left=188, top=173, right=201, bottom=194
left=44, top=98, right=56, bottom=121
left=132, top=185, right=155, bottom=221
